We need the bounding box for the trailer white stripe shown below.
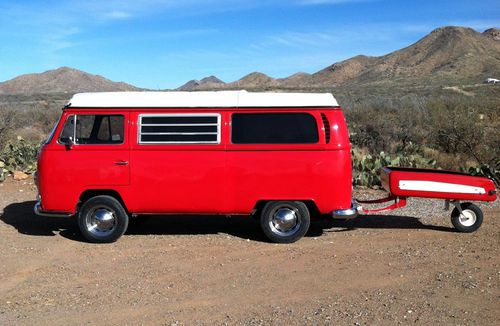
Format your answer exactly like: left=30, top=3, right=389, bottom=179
left=398, top=180, right=486, bottom=194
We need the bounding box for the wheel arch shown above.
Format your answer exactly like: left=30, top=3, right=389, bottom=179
left=253, top=199, right=320, bottom=219
left=78, top=189, right=128, bottom=214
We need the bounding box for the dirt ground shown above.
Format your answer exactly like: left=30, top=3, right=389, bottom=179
left=0, top=177, right=498, bottom=325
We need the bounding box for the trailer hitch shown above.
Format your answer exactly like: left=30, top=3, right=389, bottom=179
left=356, top=195, right=407, bottom=214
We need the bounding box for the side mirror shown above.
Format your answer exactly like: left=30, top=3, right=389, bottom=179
left=62, top=136, right=74, bottom=150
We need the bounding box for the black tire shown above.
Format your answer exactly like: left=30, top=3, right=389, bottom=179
left=260, top=201, right=310, bottom=243
left=78, top=195, right=129, bottom=243
left=451, top=202, right=483, bottom=233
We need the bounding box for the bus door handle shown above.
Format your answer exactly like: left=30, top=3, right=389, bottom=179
left=114, top=161, right=129, bottom=166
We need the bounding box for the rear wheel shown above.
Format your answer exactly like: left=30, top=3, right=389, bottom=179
left=78, top=195, right=129, bottom=243
left=451, top=202, right=483, bottom=233
left=260, top=201, right=310, bottom=243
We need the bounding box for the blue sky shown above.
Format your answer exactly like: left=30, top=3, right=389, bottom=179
left=0, top=0, right=498, bottom=89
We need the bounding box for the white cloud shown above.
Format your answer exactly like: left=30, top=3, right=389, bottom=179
left=259, top=24, right=398, bottom=51
left=74, top=0, right=275, bottom=21
left=42, top=27, right=81, bottom=51
left=268, top=32, right=339, bottom=47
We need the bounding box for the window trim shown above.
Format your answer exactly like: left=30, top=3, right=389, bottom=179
left=57, top=114, right=126, bottom=146
left=230, top=112, right=319, bottom=145
left=57, top=114, right=76, bottom=145
left=138, top=113, right=221, bottom=145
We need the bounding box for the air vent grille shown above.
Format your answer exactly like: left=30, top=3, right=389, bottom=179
left=321, top=113, right=330, bottom=144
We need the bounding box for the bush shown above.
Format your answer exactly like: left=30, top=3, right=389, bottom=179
left=0, top=108, right=18, bottom=150
left=345, top=96, right=499, bottom=183
left=0, top=138, right=41, bottom=180
left=465, top=161, right=500, bottom=187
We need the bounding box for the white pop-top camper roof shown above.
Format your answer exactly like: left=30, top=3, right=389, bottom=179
left=67, top=90, right=339, bottom=108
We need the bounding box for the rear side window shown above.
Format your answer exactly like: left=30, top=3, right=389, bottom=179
left=231, top=113, right=319, bottom=144
left=58, top=114, right=125, bottom=144
left=138, top=114, right=221, bottom=144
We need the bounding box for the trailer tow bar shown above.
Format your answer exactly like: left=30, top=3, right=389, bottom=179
left=356, top=195, right=408, bottom=214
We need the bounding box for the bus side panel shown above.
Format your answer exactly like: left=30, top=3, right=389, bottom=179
left=225, top=149, right=352, bottom=214
left=126, top=110, right=227, bottom=214
left=127, top=149, right=226, bottom=213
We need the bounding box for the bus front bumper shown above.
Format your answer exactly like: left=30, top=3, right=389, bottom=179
left=34, top=201, right=73, bottom=218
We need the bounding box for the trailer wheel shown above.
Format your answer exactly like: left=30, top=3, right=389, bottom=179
left=260, top=201, right=310, bottom=243
left=78, top=195, right=129, bottom=243
left=451, top=202, right=483, bottom=233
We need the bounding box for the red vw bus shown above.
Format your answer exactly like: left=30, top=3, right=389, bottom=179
left=34, top=91, right=354, bottom=243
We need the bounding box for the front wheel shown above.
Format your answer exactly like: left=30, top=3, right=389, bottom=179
left=451, top=202, right=483, bottom=233
left=260, top=201, right=310, bottom=243
left=78, top=195, right=129, bottom=243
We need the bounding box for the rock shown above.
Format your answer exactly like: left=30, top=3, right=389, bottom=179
left=13, top=171, right=29, bottom=181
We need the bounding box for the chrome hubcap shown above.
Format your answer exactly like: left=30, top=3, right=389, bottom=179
left=269, top=207, right=300, bottom=236
left=459, top=209, right=476, bottom=227
left=86, top=206, right=117, bottom=237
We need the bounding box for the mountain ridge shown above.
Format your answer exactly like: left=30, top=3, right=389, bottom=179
left=0, top=67, right=140, bottom=95
left=1, top=26, right=498, bottom=94
left=179, top=26, right=500, bottom=90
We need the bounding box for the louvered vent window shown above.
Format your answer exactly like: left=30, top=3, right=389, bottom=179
left=321, top=113, right=330, bottom=144
left=139, top=114, right=221, bottom=144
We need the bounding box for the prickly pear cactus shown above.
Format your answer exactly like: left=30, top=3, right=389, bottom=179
left=0, top=138, right=41, bottom=182
left=352, top=148, right=437, bottom=188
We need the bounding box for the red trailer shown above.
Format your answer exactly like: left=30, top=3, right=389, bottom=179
left=352, top=167, right=497, bottom=232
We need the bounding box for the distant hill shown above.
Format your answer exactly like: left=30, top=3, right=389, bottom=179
left=278, top=72, right=312, bottom=88
left=177, top=75, right=225, bottom=91
left=227, top=72, right=281, bottom=89
left=181, top=26, right=500, bottom=90
left=483, top=28, right=500, bottom=41
left=0, top=67, right=140, bottom=95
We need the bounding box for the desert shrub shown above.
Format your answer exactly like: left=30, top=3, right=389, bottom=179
left=0, top=95, right=65, bottom=181
left=346, top=104, right=429, bottom=154
left=0, top=94, right=65, bottom=151
left=0, top=138, right=41, bottom=180
left=0, top=108, right=18, bottom=150
left=0, top=162, right=7, bottom=182
left=426, top=100, right=499, bottom=168
left=465, top=161, right=500, bottom=187
left=345, top=96, right=499, bottom=181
